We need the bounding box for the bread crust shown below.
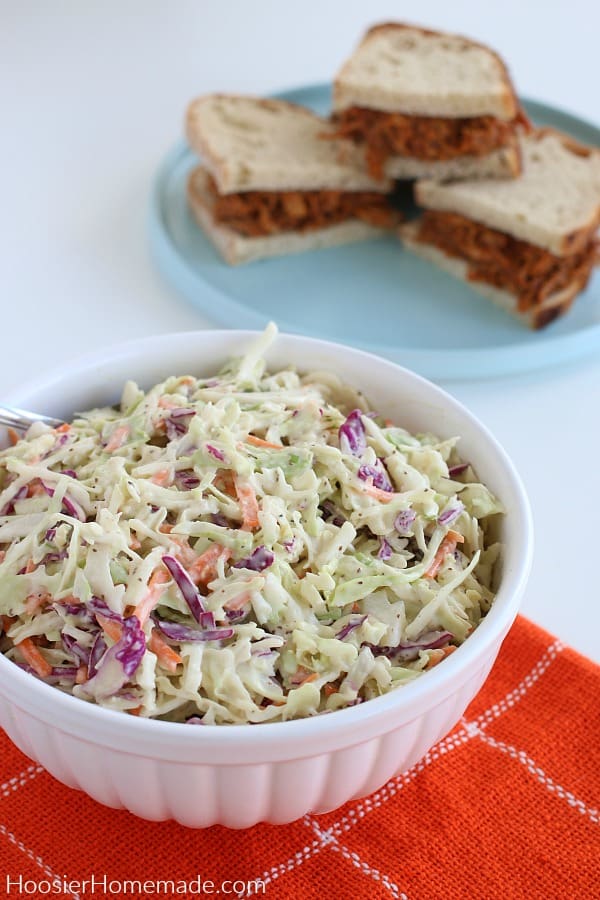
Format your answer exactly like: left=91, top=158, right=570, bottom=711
left=334, top=22, right=520, bottom=120
left=187, top=166, right=389, bottom=265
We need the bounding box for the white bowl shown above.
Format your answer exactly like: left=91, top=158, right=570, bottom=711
left=0, top=330, right=533, bottom=828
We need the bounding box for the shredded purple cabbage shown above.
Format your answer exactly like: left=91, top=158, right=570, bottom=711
left=233, top=546, right=274, bottom=572
left=210, top=512, right=232, bottom=527
left=88, top=632, right=108, bottom=678
left=62, top=495, right=85, bottom=521
left=321, top=500, right=346, bottom=528
left=154, top=618, right=234, bottom=643
left=448, top=463, right=469, bottom=477
left=370, top=630, right=454, bottom=662
left=0, top=485, right=28, bottom=516
left=175, top=469, right=201, bottom=490
left=337, top=615, right=367, bottom=640
left=88, top=595, right=124, bottom=626
left=358, top=464, right=393, bottom=493
left=61, top=469, right=78, bottom=479
left=62, top=633, right=90, bottom=665
left=83, top=615, right=145, bottom=699
left=377, top=537, right=392, bottom=560
left=394, top=509, right=416, bottom=535
left=437, top=502, right=464, bottom=527
left=339, top=409, right=367, bottom=457
left=162, top=555, right=206, bottom=622
left=206, top=444, right=225, bottom=462
left=40, top=550, right=68, bottom=566
left=199, top=610, right=216, bottom=630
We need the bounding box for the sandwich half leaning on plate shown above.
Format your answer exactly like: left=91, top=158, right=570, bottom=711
left=399, top=130, right=600, bottom=328
left=330, top=22, right=528, bottom=181
left=185, top=95, right=398, bottom=265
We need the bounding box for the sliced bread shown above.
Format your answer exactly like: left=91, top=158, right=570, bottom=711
left=333, top=23, right=519, bottom=119
left=415, top=130, right=600, bottom=256
left=400, top=220, right=588, bottom=329
left=186, top=95, right=391, bottom=194
left=187, top=167, right=389, bottom=265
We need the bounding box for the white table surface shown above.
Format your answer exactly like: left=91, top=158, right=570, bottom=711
left=2, top=2, right=599, bottom=661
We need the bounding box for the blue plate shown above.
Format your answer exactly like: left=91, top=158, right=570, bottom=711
left=149, top=83, right=600, bottom=380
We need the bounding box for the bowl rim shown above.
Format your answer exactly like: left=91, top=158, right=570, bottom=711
left=0, top=328, right=533, bottom=755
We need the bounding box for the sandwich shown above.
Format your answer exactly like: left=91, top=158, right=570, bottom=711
left=330, top=23, right=528, bottom=181
left=185, top=94, right=398, bottom=265
left=399, top=130, right=600, bottom=328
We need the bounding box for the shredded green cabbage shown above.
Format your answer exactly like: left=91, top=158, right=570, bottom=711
left=0, top=325, right=502, bottom=724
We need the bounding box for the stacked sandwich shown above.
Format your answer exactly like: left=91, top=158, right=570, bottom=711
left=184, top=22, right=600, bottom=328
left=186, top=95, right=397, bottom=265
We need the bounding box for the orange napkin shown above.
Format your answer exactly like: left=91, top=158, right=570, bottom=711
left=1, top=615, right=598, bottom=899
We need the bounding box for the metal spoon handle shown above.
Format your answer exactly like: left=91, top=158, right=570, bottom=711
left=0, top=405, right=64, bottom=432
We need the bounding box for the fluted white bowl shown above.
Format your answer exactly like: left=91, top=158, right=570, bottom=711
left=0, top=330, right=533, bottom=828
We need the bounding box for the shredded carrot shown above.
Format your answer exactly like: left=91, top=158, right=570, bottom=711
left=189, top=543, right=231, bottom=587
left=151, top=468, right=172, bottom=486
left=133, top=568, right=171, bottom=626
left=105, top=425, right=130, bottom=453
left=223, top=590, right=251, bottom=612
left=157, top=396, right=178, bottom=409
left=290, top=666, right=312, bottom=685
left=245, top=434, right=283, bottom=450
left=1, top=615, right=17, bottom=633
left=425, top=530, right=465, bottom=580
left=129, top=535, right=142, bottom=551
left=24, top=559, right=36, bottom=574
left=75, top=664, right=88, bottom=684
left=360, top=482, right=397, bottom=503
left=384, top=418, right=394, bottom=428
left=213, top=469, right=236, bottom=498
left=7, top=427, right=19, bottom=446
left=426, top=645, right=457, bottom=669
left=234, top=477, right=260, bottom=530
left=0, top=550, right=5, bottom=564
left=27, top=480, right=47, bottom=498
left=128, top=705, right=143, bottom=716
left=24, top=593, right=51, bottom=615
left=298, top=672, right=319, bottom=686
left=16, top=638, right=53, bottom=678
left=55, top=423, right=70, bottom=434
left=351, top=601, right=361, bottom=613
left=148, top=629, right=182, bottom=673
left=324, top=683, right=339, bottom=697
left=96, top=614, right=122, bottom=643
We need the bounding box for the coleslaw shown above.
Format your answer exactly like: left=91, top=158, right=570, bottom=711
left=0, top=325, right=503, bottom=724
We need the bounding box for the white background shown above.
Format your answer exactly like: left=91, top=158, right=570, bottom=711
left=1, top=1, right=599, bottom=660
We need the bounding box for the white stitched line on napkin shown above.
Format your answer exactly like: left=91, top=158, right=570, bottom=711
left=307, top=818, right=408, bottom=900
left=318, top=638, right=562, bottom=840
left=238, top=835, right=325, bottom=897
left=326, top=726, right=472, bottom=838
left=0, top=764, right=43, bottom=799
left=0, top=823, right=81, bottom=900
left=475, top=731, right=600, bottom=825
left=474, top=639, right=564, bottom=728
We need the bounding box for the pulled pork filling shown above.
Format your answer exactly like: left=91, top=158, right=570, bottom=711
left=415, top=211, right=598, bottom=314
left=206, top=175, right=396, bottom=236
left=331, top=107, right=520, bottom=178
